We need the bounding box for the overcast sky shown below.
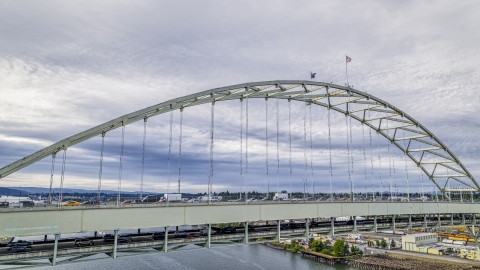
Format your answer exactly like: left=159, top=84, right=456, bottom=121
left=0, top=1, right=479, bottom=196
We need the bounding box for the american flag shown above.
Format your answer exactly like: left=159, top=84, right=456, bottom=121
left=346, top=55, right=352, bottom=63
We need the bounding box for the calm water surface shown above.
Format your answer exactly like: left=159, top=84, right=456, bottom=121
left=37, top=244, right=359, bottom=270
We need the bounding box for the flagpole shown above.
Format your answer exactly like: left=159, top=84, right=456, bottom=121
left=345, top=56, right=349, bottom=86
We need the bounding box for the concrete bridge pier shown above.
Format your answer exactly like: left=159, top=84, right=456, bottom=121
left=163, top=227, right=168, bottom=253
left=408, top=214, right=412, bottom=229
left=392, top=215, right=396, bottom=231
left=423, top=215, right=427, bottom=228
left=462, top=214, right=466, bottom=225
left=437, top=214, right=441, bottom=227
left=330, top=217, right=335, bottom=236
left=474, top=214, right=477, bottom=225
left=305, top=218, right=310, bottom=237
left=94, top=231, right=98, bottom=238
left=353, top=216, right=357, bottom=233
left=451, top=214, right=454, bottom=226
left=374, top=215, right=378, bottom=232
left=276, top=220, right=281, bottom=241
left=51, top=234, right=59, bottom=266
left=112, top=230, right=118, bottom=258
left=207, top=224, right=211, bottom=248
left=244, top=222, right=249, bottom=244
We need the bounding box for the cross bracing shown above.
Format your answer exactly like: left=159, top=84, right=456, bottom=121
left=0, top=80, right=477, bottom=195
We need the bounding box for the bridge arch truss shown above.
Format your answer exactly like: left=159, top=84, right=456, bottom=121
left=0, top=80, right=477, bottom=194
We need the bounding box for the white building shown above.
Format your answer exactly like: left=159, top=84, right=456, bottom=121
left=402, top=233, right=438, bottom=251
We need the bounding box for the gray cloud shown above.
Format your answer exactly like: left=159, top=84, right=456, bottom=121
left=0, top=1, right=479, bottom=194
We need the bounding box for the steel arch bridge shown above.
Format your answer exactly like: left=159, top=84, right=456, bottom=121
left=0, top=80, right=477, bottom=195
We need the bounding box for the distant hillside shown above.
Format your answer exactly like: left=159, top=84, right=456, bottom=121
left=8, top=187, right=152, bottom=195
left=0, top=187, right=26, bottom=196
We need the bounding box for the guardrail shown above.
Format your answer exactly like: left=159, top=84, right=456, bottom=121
left=1, top=200, right=479, bottom=213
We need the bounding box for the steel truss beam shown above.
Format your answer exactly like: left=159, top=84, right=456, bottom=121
left=0, top=80, right=477, bottom=191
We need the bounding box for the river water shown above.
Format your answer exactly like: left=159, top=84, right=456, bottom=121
left=36, top=244, right=359, bottom=270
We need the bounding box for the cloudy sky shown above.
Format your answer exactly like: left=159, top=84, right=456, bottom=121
left=0, top=1, right=479, bottom=196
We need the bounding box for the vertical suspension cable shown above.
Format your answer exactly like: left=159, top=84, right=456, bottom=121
left=240, top=99, right=243, bottom=200
left=362, top=123, right=368, bottom=199
left=117, top=125, right=125, bottom=207
left=367, top=109, right=375, bottom=200
left=349, top=115, right=355, bottom=199
left=58, top=149, right=67, bottom=208
left=209, top=101, right=215, bottom=202
left=167, top=111, right=173, bottom=198
left=327, top=104, right=333, bottom=200
left=345, top=115, right=352, bottom=200
left=276, top=98, right=280, bottom=195
left=309, top=103, right=314, bottom=197
left=98, top=133, right=105, bottom=203
left=177, top=109, right=183, bottom=194
left=289, top=99, right=292, bottom=200
left=303, top=95, right=308, bottom=198
left=48, top=154, right=56, bottom=204
left=402, top=129, right=410, bottom=201
left=140, top=120, right=147, bottom=202
left=245, top=95, right=249, bottom=201
left=385, top=117, right=393, bottom=201
left=265, top=98, right=269, bottom=198
left=376, top=132, right=383, bottom=200
left=418, top=140, right=424, bottom=200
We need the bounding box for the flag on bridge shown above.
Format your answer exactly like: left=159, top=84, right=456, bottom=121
left=346, top=55, right=352, bottom=63
left=310, top=71, right=316, bottom=79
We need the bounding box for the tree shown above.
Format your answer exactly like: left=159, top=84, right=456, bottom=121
left=333, top=240, right=347, bottom=257
left=390, top=239, right=396, bottom=248
left=380, top=239, right=387, bottom=249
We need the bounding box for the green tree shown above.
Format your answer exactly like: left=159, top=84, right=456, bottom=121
left=333, top=240, right=346, bottom=257
left=390, top=239, right=396, bottom=248
left=380, top=239, right=387, bottom=249
left=375, top=240, right=380, bottom=247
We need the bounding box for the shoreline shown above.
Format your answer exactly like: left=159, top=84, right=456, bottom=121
left=264, top=242, right=480, bottom=270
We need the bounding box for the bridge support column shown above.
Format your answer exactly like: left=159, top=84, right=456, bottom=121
left=437, top=214, right=441, bottom=227
left=392, top=215, right=396, bottom=232
left=44, top=235, right=48, bottom=241
left=277, top=220, right=281, bottom=242
left=408, top=214, right=412, bottom=229
left=374, top=216, right=377, bottom=233
left=353, top=216, right=357, bottom=233
left=207, top=224, right=211, bottom=248
left=330, top=217, right=335, bottom=236
left=424, top=215, right=428, bottom=228
left=244, top=222, right=249, bottom=245
left=163, top=227, right=168, bottom=253
left=112, top=230, right=118, bottom=258
left=451, top=214, right=454, bottom=226
left=474, top=214, right=477, bottom=225
left=138, top=228, right=141, bottom=235
left=305, top=218, right=310, bottom=238
left=462, top=214, right=466, bottom=225
left=52, top=234, right=59, bottom=266
left=94, top=231, right=98, bottom=238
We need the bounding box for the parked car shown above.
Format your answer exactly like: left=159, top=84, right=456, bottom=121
left=280, top=224, right=291, bottom=230
left=152, top=232, right=165, bottom=240
left=246, top=198, right=258, bottom=202
left=200, top=228, right=217, bottom=236
left=62, top=201, right=80, bottom=207
left=175, top=231, right=188, bottom=238
left=221, top=227, right=237, bottom=234
left=7, top=240, right=32, bottom=247
left=74, top=238, right=94, bottom=247
left=9, top=246, right=32, bottom=253
left=103, top=234, right=115, bottom=241
left=118, top=235, right=132, bottom=244
left=188, top=233, right=202, bottom=239
left=247, top=224, right=255, bottom=231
